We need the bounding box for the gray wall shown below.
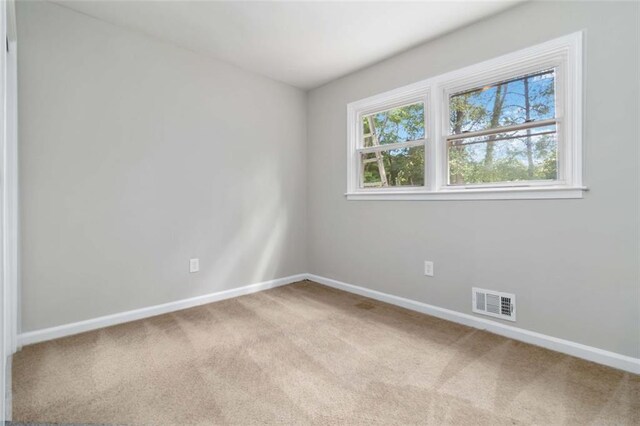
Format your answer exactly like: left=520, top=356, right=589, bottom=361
left=18, top=1, right=307, bottom=331
left=18, top=0, right=640, bottom=358
left=307, top=1, right=639, bottom=357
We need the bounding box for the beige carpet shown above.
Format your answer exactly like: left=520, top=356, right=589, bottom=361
left=13, top=281, right=640, bottom=425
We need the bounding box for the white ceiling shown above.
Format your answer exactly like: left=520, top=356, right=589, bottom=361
left=53, top=1, right=522, bottom=89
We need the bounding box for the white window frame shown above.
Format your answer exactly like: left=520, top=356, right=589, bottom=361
left=346, top=32, right=585, bottom=201
left=348, top=89, right=430, bottom=192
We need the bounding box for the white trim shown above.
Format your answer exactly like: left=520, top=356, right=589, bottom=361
left=306, top=274, right=640, bottom=374
left=17, top=274, right=307, bottom=346
left=444, top=119, right=557, bottom=141
left=2, top=2, right=17, bottom=419
left=357, top=138, right=425, bottom=154
left=347, top=90, right=429, bottom=194
left=15, top=273, right=640, bottom=375
left=5, top=2, right=17, bottom=357
left=346, top=31, right=584, bottom=201
left=346, top=186, right=586, bottom=201
left=0, top=1, right=16, bottom=421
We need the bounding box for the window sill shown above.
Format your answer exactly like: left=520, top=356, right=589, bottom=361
left=345, top=186, right=587, bottom=201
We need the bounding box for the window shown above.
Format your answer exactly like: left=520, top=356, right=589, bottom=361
left=347, top=32, right=584, bottom=200
left=360, top=102, right=426, bottom=188
left=447, top=70, right=558, bottom=186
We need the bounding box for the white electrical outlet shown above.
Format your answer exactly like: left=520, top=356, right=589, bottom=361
left=424, top=261, right=434, bottom=277
left=189, top=258, right=199, bottom=273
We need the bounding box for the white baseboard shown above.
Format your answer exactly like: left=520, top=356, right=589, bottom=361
left=306, top=274, right=640, bottom=375
left=17, top=274, right=307, bottom=347
left=16, top=272, right=639, bottom=375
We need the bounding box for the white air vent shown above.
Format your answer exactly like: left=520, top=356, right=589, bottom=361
left=472, top=287, right=516, bottom=321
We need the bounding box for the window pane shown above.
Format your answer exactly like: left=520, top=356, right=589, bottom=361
left=362, top=102, right=425, bottom=147
left=448, top=125, right=557, bottom=185
left=361, top=146, right=425, bottom=188
left=449, top=70, right=555, bottom=135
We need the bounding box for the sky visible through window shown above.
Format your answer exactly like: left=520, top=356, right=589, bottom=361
left=448, top=70, right=558, bottom=185
left=362, top=102, right=424, bottom=147
left=450, top=70, right=556, bottom=134
left=361, top=102, right=425, bottom=187
left=358, top=71, right=558, bottom=187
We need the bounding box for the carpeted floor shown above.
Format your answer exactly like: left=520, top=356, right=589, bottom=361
left=12, top=280, right=640, bottom=425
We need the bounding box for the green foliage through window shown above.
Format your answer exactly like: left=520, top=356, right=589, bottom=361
left=448, top=70, right=558, bottom=185
left=449, top=128, right=557, bottom=185
left=362, top=146, right=425, bottom=187
left=360, top=102, right=426, bottom=188
left=362, top=103, right=425, bottom=147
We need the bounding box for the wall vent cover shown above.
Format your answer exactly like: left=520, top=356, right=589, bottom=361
left=472, top=287, right=516, bottom=322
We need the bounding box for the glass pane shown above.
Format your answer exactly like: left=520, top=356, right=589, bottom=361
left=449, top=69, right=555, bottom=135
left=448, top=125, right=557, bottom=185
left=362, top=102, right=425, bottom=147
left=361, top=145, right=425, bottom=188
